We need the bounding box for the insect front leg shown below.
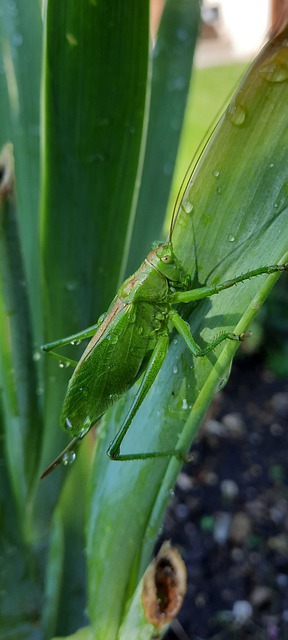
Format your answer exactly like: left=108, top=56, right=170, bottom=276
left=170, top=263, right=288, bottom=305
left=107, top=333, right=184, bottom=462
left=41, top=323, right=100, bottom=367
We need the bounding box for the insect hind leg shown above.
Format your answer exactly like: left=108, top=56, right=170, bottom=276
left=41, top=323, right=101, bottom=367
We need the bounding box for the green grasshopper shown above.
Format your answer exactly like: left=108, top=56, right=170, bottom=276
left=41, top=211, right=288, bottom=478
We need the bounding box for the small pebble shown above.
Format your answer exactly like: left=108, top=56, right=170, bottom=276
left=271, top=392, right=288, bottom=417
left=250, top=585, right=272, bottom=608
left=204, top=419, right=226, bottom=437
left=229, top=512, right=251, bottom=545
left=176, top=472, right=194, bottom=491
left=220, top=479, right=239, bottom=500
left=232, top=600, right=252, bottom=625
left=222, top=412, right=245, bottom=436
left=270, top=422, right=284, bottom=436
left=213, top=512, right=232, bottom=544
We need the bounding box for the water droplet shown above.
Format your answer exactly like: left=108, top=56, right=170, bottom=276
left=7, top=1, right=17, bottom=16
left=270, top=162, right=275, bottom=168
left=97, top=116, right=109, bottom=127
left=65, top=280, right=78, bottom=291
left=129, top=125, right=135, bottom=134
left=274, top=201, right=279, bottom=209
left=59, top=361, right=65, bottom=368
left=216, top=186, right=222, bottom=195
left=228, top=234, right=235, bottom=242
left=177, top=28, right=187, bottom=42
left=259, top=58, right=288, bottom=83
left=173, top=337, right=178, bottom=345
left=71, top=339, right=81, bottom=346
left=109, top=333, right=118, bottom=344
left=212, top=168, right=220, bottom=178
left=182, top=398, right=188, bottom=410
left=36, top=386, right=44, bottom=396
left=181, top=199, right=193, bottom=214
left=33, top=351, right=41, bottom=361
left=163, top=161, right=173, bottom=176
left=79, top=422, right=90, bottom=438
left=66, top=33, right=78, bottom=47
left=93, top=152, right=105, bottom=164
left=173, top=364, right=178, bottom=374
left=227, top=100, right=247, bottom=127
left=168, top=76, right=186, bottom=91
left=65, top=417, right=73, bottom=430
left=12, top=33, right=23, bottom=47
left=62, top=451, right=76, bottom=466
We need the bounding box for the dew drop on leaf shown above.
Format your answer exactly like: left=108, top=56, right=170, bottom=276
left=181, top=199, right=193, bottom=214
left=227, top=98, right=247, bottom=127
left=62, top=451, right=76, bottom=467
left=259, top=59, right=288, bottom=83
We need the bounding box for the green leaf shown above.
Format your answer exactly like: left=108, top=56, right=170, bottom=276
left=39, top=0, right=150, bottom=518
left=0, top=1, right=42, bottom=339
left=86, top=29, right=288, bottom=638
left=0, top=146, right=41, bottom=530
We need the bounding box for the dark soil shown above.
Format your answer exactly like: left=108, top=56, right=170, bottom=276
left=163, top=356, right=288, bottom=640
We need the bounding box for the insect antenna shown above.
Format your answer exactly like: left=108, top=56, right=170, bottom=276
left=168, top=129, right=215, bottom=243
left=168, top=62, right=251, bottom=244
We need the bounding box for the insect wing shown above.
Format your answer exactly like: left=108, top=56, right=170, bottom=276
left=60, top=299, right=154, bottom=436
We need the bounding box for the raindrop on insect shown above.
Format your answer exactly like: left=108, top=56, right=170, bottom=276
left=227, top=100, right=247, bottom=127
left=62, top=451, right=76, bottom=466
left=65, top=417, right=73, bottom=430
left=70, top=339, right=81, bottom=346
left=79, top=421, right=91, bottom=438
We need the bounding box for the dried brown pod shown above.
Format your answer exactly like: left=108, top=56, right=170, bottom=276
left=142, top=541, right=187, bottom=628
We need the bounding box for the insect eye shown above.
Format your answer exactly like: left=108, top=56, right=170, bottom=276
left=161, top=255, right=171, bottom=264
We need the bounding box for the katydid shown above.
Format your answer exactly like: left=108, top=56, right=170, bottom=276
left=41, top=215, right=288, bottom=478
